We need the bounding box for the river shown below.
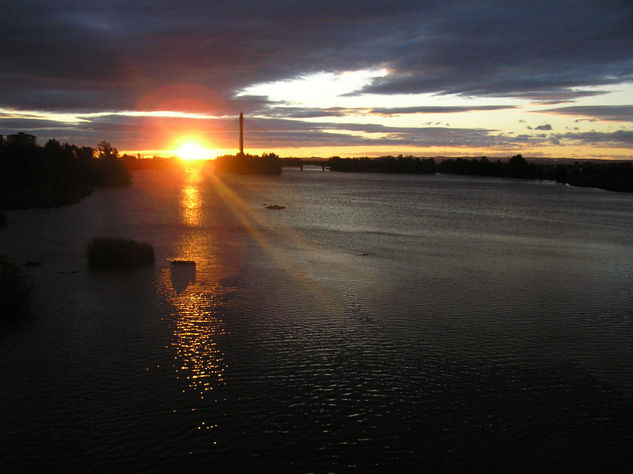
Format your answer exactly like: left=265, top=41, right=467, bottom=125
left=2, top=167, right=632, bottom=472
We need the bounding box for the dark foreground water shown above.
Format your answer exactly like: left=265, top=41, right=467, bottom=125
left=2, top=168, right=633, bottom=472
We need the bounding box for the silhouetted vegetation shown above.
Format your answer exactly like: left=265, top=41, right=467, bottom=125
left=0, top=254, right=32, bottom=319
left=90, top=141, right=132, bottom=187
left=326, top=154, right=633, bottom=193
left=122, top=154, right=184, bottom=170
left=561, top=161, right=633, bottom=192
left=0, top=211, right=6, bottom=228
left=87, top=237, right=155, bottom=271
left=214, top=153, right=282, bottom=175
left=329, top=155, right=437, bottom=174
left=279, top=157, right=304, bottom=167
left=0, top=138, right=131, bottom=209
left=437, top=155, right=633, bottom=192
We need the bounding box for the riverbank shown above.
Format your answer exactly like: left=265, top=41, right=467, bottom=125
left=0, top=140, right=131, bottom=210
left=326, top=155, right=633, bottom=193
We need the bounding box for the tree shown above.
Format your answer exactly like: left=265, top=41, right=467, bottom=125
left=508, top=154, right=529, bottom=177
left=96, top=141, right=118, bottom=160
left=91, top=141, right=131, bottom=186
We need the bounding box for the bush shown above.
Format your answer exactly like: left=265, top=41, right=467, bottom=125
left=87, top=237, right=155, bottom=271
left=0, top=254, right=31, bottom=318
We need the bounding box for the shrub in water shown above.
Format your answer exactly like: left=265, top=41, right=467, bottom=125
left=87, top=237, right=154, bottom=270
left=0, top=254, right=31, bottom=318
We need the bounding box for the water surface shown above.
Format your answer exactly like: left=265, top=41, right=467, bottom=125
left=2, top=169, right=632, bottom=472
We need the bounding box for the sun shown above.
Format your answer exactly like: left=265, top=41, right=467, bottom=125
left=175, top=139, right=211, bottom=160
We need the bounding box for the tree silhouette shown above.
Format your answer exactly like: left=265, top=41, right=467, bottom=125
left=96, top=141, right=119, bottom=160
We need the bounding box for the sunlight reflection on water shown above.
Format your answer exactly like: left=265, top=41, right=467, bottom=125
left=181, top=184, right=202, bottom=227
left=160, top=266, right=228, bottom=444
left=159, top=168, right=230, bottom=449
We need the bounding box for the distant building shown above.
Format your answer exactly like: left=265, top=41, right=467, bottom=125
left=7, top=132, right=36, bottom=147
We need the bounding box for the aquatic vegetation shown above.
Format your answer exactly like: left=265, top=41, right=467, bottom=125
left=0, top=254, right=32, bottom=318
left=87, top=237, right=155, bottom=271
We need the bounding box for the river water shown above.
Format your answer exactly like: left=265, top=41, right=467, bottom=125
left=1, top=167, right=632, bottom=472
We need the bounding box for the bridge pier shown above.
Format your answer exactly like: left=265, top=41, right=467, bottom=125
left=288, top=161, right=327, bottom=171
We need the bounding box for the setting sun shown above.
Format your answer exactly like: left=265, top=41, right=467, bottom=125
left=175, top=139, right=212, bottom=160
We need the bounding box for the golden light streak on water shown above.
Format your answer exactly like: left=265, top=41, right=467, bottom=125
left=206, top=173, right=361, bottom=314
left=159, top=261, right=229, bottom=447
left=158, top=168, right=232, bottom=449
left=180, top=184, right=201, bottom=226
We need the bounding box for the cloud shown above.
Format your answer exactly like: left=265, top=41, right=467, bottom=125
left=537, top=106, right=633, bottom=122
left=263, top=107, right=357, bottom=118
left=370, top=106, right=516, bottom=115
left=4, top=107, right=631, bottom=154
left=358, top=2, right=633, bottom=100
left=1, top=1, right=632, bottom=158
left=1, top=110, right=538, bottom=150
left=0, top=1, right=631, bottom=114
left=553, top=130, right=633, bottom=147
left=234, top=119, right=553, bottom=149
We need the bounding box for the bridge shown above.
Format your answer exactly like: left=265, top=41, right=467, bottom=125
left=281, top=159, right=330, bottom=171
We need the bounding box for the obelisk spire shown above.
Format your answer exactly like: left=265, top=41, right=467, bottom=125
left=239, top=112, right=244, bottom=156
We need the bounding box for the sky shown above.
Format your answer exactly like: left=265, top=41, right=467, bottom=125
left=1, top=0, right=632, bottom=159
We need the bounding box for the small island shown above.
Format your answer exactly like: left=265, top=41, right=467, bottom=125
left=213, top=153, right=282, bottom=175
left=211, top=113, right=282, bottom=175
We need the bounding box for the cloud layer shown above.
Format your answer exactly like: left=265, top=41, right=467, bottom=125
left=1, top=1, right=632, bottom=155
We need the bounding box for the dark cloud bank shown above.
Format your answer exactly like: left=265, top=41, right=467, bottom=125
left=1, top=0, right=631, bottom=152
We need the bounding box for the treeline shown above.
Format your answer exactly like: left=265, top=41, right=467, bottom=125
left=214, top=153, right=282, bottom=175
left=329, top=156, right=437, bottom=174
left=437, top=155, right=633, bottom=192
left=122, top=155, right=183, bottom=170
left=327, top=155, right=633, bottom=193
left=0, top=140, right=131, bottom=209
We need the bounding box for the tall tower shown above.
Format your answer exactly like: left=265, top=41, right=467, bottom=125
left=239, top=112, right=244, bottom=156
